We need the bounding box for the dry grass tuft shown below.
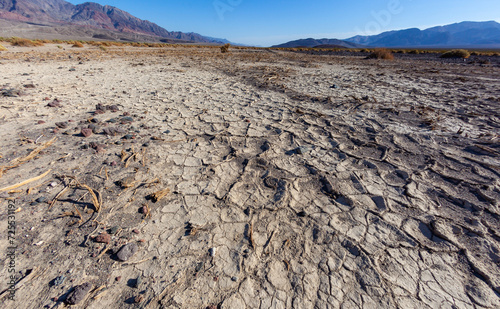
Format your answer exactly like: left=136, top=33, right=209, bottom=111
left=0, top=43, right=6, bottom=51
left=72, top=41, right=84, bottom=48
left=10, top=37, right=44, bottom=47
left=367, top=48, right=394, bottom=60
left=220, top=43, right=230, bottom=53
left=440, top=49, right=470, bottom=59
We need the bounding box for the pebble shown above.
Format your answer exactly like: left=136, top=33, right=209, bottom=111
left=209, top=247, right=217, bottom=257
left=133, top=276, right=142, bottom=288
left=296, top=145, right=311, bottom=154
left=50, top=182, right=58, bottom=187
left=53, top=275, right=66, bottom=286
left=132, top=229, right=140, bottom=234
left=115, top=276, right=121, bottom=282
left=47, top=99, right=62, bottom=107
left=109, top=226, right=120, bottom=235
left=23, top=83, right=36, bottom=88
left=231, top=276, right=238, bottom=282
left=123, top=134, right=135, bottom=140
left=88, top=124, right=100, bottom=134
left=81, top=128, right=93, bottom=137
left=94, top=232, right=111, bottom=244
left=36, top=196, right=48, bottom=203
left=120, top=116, right=134, bottom=124
left=116, top=243, right=138, bottom=261
left=37, top=120, right=45, bottom=124
left=134, top=295, right=144, bottom=303
left=65, top=282, right=92, bottom=305
left=55, top=122, right=68, bottom=129
left=139, top=206, right=148, bottom=214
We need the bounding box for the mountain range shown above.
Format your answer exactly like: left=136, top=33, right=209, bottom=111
left=0, top=0, right=228, bottom=44
left=274, top=21, right=500, bottom=49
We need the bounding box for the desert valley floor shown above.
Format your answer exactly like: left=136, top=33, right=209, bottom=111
left=0, top=45, right=499, bottom=308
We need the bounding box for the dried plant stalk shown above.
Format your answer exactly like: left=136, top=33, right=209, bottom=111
left=79, top=183, right=101, bottom=212
left=0, top=137, right=56, bottom=177
left=150, top=188, right=170, bottom=203
left=0, top=169, right=51, bottom=191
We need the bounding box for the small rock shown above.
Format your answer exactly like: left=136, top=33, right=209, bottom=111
left=297, top=211, right=307, bottom=217
left=52, top=275, right=66, bottom=286
left=120, top=116, right=134, bottom=124
left=88, top=124, right=100, bottom=134
left=132, top=229, right=140, bottom=234
left=115, top=276, right=121, bottom=282
left=81, top=128, right=92, bottom=137
left=139, top=205, right=148, bottom=214
left=94, top=233, right=111, bottom=244
left=209, top=247, right=217, bottom=257
left=36, top=196, right=48, bottom=203
left=296, top=145, right=311, bottom=154
left=116, top=243, right=138, bottom=261
left=231, top=276, right=238, bottom=282
left=107, top=118, right=117, bottom=123
left=55, top=122, right=68, bottom=129
left=94, top=109, right=105, bottom=115
left=69, top=68, right=76, bottom=72
left=109, top=226, right=120, bottom=235
left=23, top=83, right=36, bottom=88
left=65, top=282, right=92, bottom=305
left=123, top=134, right=135, bottom=140
left=133, top=276, right=142, bottom=288
left=50, top=182, right=58, bottom=187
left=109, top=105, right=119, bottom=112
left=134, top=295, right=144, bottom=303
left=47, top=99, right=61, bottom=107
left=37, top=120, right=45, bottom=124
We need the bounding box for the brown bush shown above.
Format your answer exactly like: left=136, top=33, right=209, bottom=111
left=220, top=43, right=230, bottom=53
left=366, top=48, right=394, bottom=60
left=10, top=37, right=43, bottom=47
left=0, top=43, right=7, bottom=51
left=72, top=41, right=84, bottom=48
left=440, top=49, right=470, bottom=59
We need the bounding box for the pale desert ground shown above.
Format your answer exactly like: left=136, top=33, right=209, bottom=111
left=0, top=44, right=499, bottom=308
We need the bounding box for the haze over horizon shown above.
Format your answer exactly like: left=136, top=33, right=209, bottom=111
left=57, top=0, right=500, bottom=46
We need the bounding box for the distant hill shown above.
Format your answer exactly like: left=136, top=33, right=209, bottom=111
left=272, top=38, right=364, bottom=49
left=346, top=21, right=500, bottom=48
left=0, top=0, right=229, bottom=44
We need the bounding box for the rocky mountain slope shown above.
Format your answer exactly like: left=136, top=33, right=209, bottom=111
left=0, top=0, right=225, bottom=43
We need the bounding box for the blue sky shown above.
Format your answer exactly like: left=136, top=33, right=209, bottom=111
left=66, top=0, right=500, bottom=46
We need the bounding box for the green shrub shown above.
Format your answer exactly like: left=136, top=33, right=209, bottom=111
left=440, top=49, right=470, bottom=59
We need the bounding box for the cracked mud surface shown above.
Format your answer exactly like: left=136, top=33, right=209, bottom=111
left=0, top=45, right=499, bottom=308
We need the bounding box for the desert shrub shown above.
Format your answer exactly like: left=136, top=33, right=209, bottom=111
left=56, top=45, right=62, bottom=49
left=10, top=37, right=43, bottom=47
left=440, top=49, right=470, bottom=59
left=0, top=43, right=7, bottom=51
left=72, top=41, right=84, bottom=48
left=366, top=48, right=394, bottom=60
left=408, top=50, right=420, bottom=54
left=220, top=43, right=230, bottom=53
left=99, top=45, right=107, bottom=51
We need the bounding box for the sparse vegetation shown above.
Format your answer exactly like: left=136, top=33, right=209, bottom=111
left=220, top=43, right=230, bottom=53
left=440, top=49, right=470, bottom=59
left=72, top=41, right=84, bottom=48
left=9, top=37, right=44, bottom=47
left=99, top=45, right=108, bottom=51
left=366, top=48, right=394, bottom=60
left=0, top=43, right=7, bottom=51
